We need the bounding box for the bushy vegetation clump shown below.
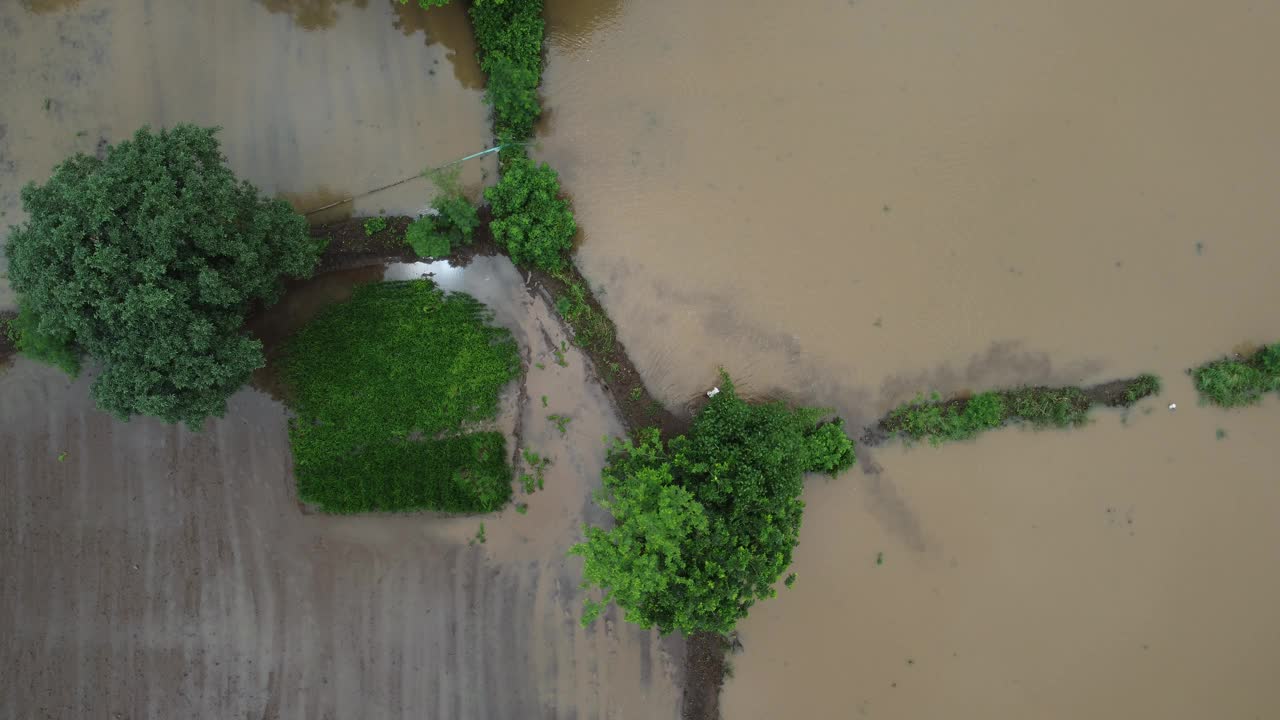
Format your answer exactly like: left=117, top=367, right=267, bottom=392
left=3, top=125, right=320, bottom=427
left=284, top=280, right=520, bottom=513
left=397, top=0, right=450, bottom=8
left=406, top=170, right=481, bottom=258
left=883, top=374, right=1163, bottom=446
left=485, top=154, right=576, bottom=270
left=470, top=0, right=546, bottom=140
left=571, top=373, right=856, bottom=635
left=1190, top=343, right=1280, bottom=407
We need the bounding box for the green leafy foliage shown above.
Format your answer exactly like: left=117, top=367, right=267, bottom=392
left=6, top=300, right=81, bottom=376
left=405, top=217, right=452, bottom=258
left=882, top=375, right=1164, bottom=446
left=283, top=280, right=521, bottom=513
left=1124, top=373, right=1162, bottom=404
left=554, top=280, right=616, bottom=355
left=363, top=216, right=388, bottom=236
left=470, top=0, right=545, bottom=139
left=405, top=169, right=480, bottom=258
left=485, top=155, right=576, bottom=271
left=396, top=0, right=450, bottom=8
left=4, top=125, right=320, bottom=428
left=572, top=373, right=856, bottom=635
left=1190, top=343, right=1280, bottom=407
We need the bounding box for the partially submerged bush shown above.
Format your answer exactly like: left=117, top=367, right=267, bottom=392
left=4, top=125, right=320, bottom=427
left=284, top=280, right=520, bottom=513
left=1191, top=343, right=1280, bottom=407
left=485, top=155, right=576, bottom=271
left=572, top=373, right=856, bottom=635
left=397, top=0, right=450, bottom=8
left=883, top=375, right=1163, bottom=446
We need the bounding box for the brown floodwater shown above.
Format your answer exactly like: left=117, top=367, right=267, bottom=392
left=0, top=0, right=495, bottom=310
left=540, top=0, right=1280, bottom=717
left=0, top=257, right=685, bottom=718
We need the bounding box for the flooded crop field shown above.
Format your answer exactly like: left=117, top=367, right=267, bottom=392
left=3, top=0, right=1280, bottom=718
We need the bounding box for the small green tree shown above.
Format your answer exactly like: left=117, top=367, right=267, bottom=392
left=4, top=125, right=321, bottom=428
left=485, top=154, right=576, bottom=271
left=571, top=374, right=856, bottom=635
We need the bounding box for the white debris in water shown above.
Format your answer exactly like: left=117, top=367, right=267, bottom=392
left=707, top=387, right=720, bottom=398
left=1168, top=403, right=1177, bottom=411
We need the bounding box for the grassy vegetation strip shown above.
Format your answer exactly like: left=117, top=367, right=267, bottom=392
left=871, top=374, right=1162, bottom=446
left=283, top=279, right=521, bottom=513
left=1189, top=342, right=1280, bottom=407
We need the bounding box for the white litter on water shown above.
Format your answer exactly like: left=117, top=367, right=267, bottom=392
left=1168, top=403, right=1177, bottom=411
left=706, top=387, right=720, bottom=398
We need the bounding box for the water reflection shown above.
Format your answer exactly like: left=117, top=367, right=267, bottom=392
left=258, top=0, right=369, bottom=30
left=391, top=0, right=485, bottom=89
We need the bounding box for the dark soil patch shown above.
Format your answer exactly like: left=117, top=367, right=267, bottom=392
left=682, top=632, right=728, bottom=720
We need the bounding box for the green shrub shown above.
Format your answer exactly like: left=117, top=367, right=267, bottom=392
left=363, top=216, right=388, bottom=236
left=405, top=217, right=451, bottom=258
left=6, top=300, right=81, bottom=376
left=4, top=125, right=320, bottom=428
left=470, top=0, right=545, bottom=139
left=485, top=155, right=576, bottom=271
left=572, top=373, right=856, bottom=635
left=484, top=56, right=541, bottom=141
left=1191, top=343, right=1280, bottom=407
left=397, top=0, right=450, bottom=8
left=283, top=280, right=520, bottom=513
left=405, top=168, right=481, bottom=259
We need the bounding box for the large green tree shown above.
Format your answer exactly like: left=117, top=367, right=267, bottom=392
left=572, top=374, right=856, bottom=635
left=5, top=124, right=321, bottom=428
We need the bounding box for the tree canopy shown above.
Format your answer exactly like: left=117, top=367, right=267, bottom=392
left=4, top=124, right=321, bottom=428
left=572, top=374, right=856, bottom=635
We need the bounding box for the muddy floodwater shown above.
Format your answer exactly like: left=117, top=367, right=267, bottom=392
left=540, top=0, right=1280, bottom=717
left=0, top=0, right=495, bottom=309
left=0, top=257, right=684, bottom=718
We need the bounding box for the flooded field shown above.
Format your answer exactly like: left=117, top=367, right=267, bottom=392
left=539, top=0, right=1280, bottom=717
left=0, top=257, right=684, bottom=718
left=5, top=0, right=1280, bottom=717
left=0, top=0, right=495, bottom=309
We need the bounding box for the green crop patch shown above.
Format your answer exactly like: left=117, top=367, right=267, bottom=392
left=283, top=280, right=521, bottom=513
